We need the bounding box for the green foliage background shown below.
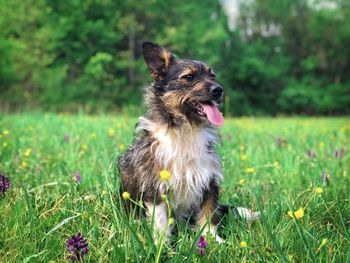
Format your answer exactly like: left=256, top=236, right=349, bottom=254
left=1, top=0, right=350, bottom=115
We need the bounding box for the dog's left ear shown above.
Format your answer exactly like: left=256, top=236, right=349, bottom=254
left=142, top=42, right=175, bottom=79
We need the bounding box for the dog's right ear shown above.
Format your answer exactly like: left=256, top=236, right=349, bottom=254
left=142, top=42, right=175, bottom=79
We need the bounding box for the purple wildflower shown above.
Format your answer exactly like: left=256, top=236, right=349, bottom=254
left=307, top=150, right=316, bottom=158
left=66, top=232, right=89, bottom=261
left=321, top=171, right=330, bottom=185
left=64, top=134, right=70, bottom=143
left=196, top=235, right=207, bottom=256
left=334, top=150, right=340, bottom=158
left=0, top=174, right=10, bottom=196
left=277, top=137, right=287, bottom=147
left=340, top=147, right=346, bottom=156
left=227, top=135, right=233, bottom=141
left=72, top=172, right=81, bottom=184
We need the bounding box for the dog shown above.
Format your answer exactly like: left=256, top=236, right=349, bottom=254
left=118, top=42, right=258, bottom=243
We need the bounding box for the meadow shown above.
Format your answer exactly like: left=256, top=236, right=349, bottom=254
left=0, top=113, right=349, bottom=262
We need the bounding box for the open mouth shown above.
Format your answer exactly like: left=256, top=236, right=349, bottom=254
left=190, top=101, right=224, bottom=127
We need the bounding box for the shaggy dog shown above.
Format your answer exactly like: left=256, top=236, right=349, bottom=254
left=118, top=42, right=257, bottom=242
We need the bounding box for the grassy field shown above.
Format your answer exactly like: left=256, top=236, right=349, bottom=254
left=0, top=113, right=349, bottom=262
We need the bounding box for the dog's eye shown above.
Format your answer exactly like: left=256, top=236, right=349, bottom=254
left=210, top=73, right=216, bottom=79
left=181, top=74, right=194, bottom=81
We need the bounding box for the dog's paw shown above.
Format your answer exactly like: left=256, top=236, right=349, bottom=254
left=236, top=207, right=260, bottom=221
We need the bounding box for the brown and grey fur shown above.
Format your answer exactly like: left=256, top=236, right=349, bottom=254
left=118, top=42, right=225, bottom=242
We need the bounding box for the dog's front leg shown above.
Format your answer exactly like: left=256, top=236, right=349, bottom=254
left=197, top=180, right=223, bottom=243
left=145, top=201, right=171, bottom=244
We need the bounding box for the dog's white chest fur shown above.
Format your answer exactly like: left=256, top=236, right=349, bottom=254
left=138, top=117, right=223, bottom=214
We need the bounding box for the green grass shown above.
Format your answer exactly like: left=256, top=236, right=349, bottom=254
left=0, top=113, right=349, bottom=262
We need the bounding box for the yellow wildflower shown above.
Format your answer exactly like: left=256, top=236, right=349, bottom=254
left=108, top=128, right=115, bottom=137
left=2, top=130, right=9, bottom=136
left=101, top=189, right=107, bottom=197
left=21, top=161, right=28, bottom=169
left=316, top=187, right=323, bottom=194
left=3, top=142, right=8, bottom=148
left=119, top=144, right=125, bottom=151
left=24, top=148, right=32, bottom=157
left=240, top=241, right=247, bottom=248
left=240, top=145, right=245, bottom=151
left=245, top=168, right=254, bottom=174
left=168, top=217, right=175, bottom=225
left=273, top=161, right=279, bottom=168
left=122, top=191, right=130, bottom=200
left=81, top=144, right=88, bottom=151
left=239, top=179, right=245, bottom=185
left=240, top=154, right=247, bottom=160
left=160, top=169, right=171, bottom=181
left=288, top=207, right=304, bottom=220
left=319, top=142, right=325, bottom=148
left=90, top=132, right=97, bottom=139
left=316, top=238, right=328, bottom=253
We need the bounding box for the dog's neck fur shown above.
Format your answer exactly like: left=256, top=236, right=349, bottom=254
left=137, top=114, right=223, bottom=215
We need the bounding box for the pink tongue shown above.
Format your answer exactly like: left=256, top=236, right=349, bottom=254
left=200, top=103, right=224, bottom=127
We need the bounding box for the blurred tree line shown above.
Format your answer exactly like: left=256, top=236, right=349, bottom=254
left=0, top=0, right=349, bottom=115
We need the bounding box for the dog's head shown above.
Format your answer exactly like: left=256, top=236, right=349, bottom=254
left=142, top=42, right=224, bottom=127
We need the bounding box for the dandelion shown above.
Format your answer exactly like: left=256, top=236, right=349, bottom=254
left=288, top=207, right=304, bottom=220
left=72, top=172, right=81, bottom=184
left=307, top=150, right=316, bottom=158
left=66, top=232, right=89, bottom=261
left=2, top=130, right=9, bottom=136
left=21, top=161, right=28, bottom=169
left=240, top=145, right=245, bottom=151
left=240, top=241, right=247, bottom=248
left=245, top=168, right=254, bottom=174
left=118, top=144, right=125, bottom=151
left=316, top=187, right=323, bottom=194
left=316, top=238, right=328, bottom=253
left=122, top=191, right=130, bottom=200
left=108, top=128, right=115, bottom=137
left=90, top=132, right=96, bottom=139
left=239, top=179, right=245, bottom=185
left=101, top=189, right=107, bottom=197
left=81, top=144, right=88, bottom=151
left=160, top=169, right=171, bottom=181
left=24, top=148, right=31, bottom=157
left=240, top=154, right=247, bottom=160
left=196, top=236, right=207, bottom=256
left=319, top=142, right=325, bottom=148
left=273, top=161, right=279, bottom=168
left=0, top=174, right=10, bottom=196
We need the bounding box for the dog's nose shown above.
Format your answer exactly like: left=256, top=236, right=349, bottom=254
left=211, top=85, right=224, bottom=99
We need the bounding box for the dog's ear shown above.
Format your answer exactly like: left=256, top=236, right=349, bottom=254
left=142, top=42, right=175, bottom=79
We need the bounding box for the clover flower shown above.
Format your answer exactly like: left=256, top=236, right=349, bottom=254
left=66, top=232, right=89, bottom=261
left=72, top=172, right=81, bottom=184
left=321, top=171, right=330, bottom=185
left=196, top=236, right=207, bottom=256
left=64, top=134, right=70, bottom=143
left=307, top=150, right=316, bottom=158
left=0, top=174, right=10, bottom=196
